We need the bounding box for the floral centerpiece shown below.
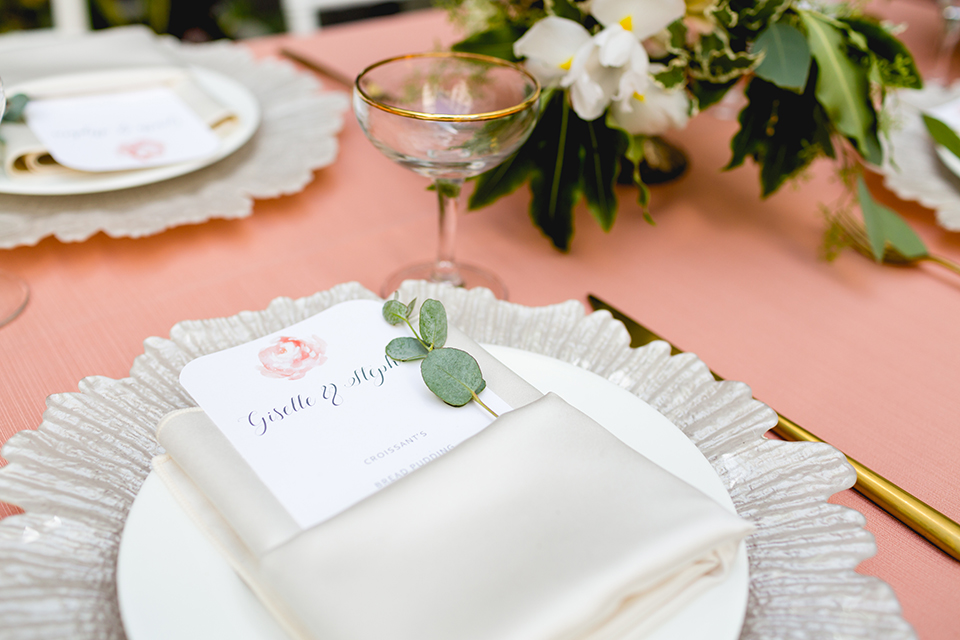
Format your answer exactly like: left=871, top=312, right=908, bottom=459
left=439, top=0, right=922, bottom=250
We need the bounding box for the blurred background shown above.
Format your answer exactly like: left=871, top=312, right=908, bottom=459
left=0, top=0, right=432, bottom=40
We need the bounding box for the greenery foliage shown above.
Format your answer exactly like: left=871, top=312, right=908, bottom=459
left=442, top=0, right=922, bottom=251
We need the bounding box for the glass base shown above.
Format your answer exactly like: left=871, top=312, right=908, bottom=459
left=381, top=262, right=508, bottom=300
left=0, top=270, right=29, bottom=328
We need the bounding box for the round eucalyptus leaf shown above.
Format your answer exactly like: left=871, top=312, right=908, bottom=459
left=385, top=337, right=430, bottom=361
left=382, top=299, right=409, bottom=325
left=419, top=299, right=448, bottom=349
left=420, top=348, right=483, bottom=407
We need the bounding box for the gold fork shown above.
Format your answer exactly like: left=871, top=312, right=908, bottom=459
left=827, top=207, right=960, bottom=276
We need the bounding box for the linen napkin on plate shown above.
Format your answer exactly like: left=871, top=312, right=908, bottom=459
left=152, top=324, right=753, bottom=640
left=0, top=26, right=237, bottom=178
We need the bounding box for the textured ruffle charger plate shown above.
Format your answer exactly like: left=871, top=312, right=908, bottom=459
left=116, top=345, right=750, bottom=640
left=0, top=282, right=915, bottom=639
left=0, top=67, right=260, bottom=196
left=0, top=34, right=349, bottom=249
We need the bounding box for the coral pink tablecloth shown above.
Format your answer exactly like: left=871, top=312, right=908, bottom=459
left=1, top=1, right=959, bottom=638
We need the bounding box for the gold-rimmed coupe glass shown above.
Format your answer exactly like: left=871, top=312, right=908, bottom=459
left=0, top=76, right=29, bottom=328
left=354, top=52, right=540, bottom=299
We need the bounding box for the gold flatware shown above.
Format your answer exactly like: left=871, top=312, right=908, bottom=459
left=587, top=294, right=960, bottom=562
left=280, top=48, right=354, bottom=88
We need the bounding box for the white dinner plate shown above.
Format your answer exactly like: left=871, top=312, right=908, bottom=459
left=0, top=66, right=260, bottom=195
left=116, top=344, right=749, bottom=640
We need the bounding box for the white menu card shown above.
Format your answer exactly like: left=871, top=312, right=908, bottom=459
left=179, top=299, right=510, bottom=530
left=24, top=87, right=220, bottom=172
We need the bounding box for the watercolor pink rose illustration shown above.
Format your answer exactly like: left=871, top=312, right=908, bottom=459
left=257, top=335, right=328, bottom=380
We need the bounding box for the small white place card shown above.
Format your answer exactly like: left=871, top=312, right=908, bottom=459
left=179, top=299, right=511, bottom=530
left=24, top=87, right=220, bottom=172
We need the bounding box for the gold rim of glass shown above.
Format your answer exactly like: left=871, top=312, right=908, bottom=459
left=354, top=51, right=541, bottom=122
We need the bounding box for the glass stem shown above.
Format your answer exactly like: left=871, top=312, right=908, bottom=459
left=432, top=178, right=464, bottom=286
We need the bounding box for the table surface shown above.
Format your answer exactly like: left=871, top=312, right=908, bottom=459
left=1, top=1, right=958, bottom=638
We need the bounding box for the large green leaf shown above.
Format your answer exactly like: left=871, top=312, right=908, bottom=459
left=689, top=78, right=739, bottom=110
left=727, top=73, right=835, bottom=195
left=840, top=16, right=922, bottom=90
left=581, top=119, right=627, bottom=232
left=799, top=10, right=882, bottom=165
left=451, top=25, right=526, bottom=61
left=753, top=22, right=811, bottom=91
left=547, top=0, right=581, bottom=21
left=857, top=178, right=928, bottom=261
left=923, top=114, right=960, bottom=160
left=467, top=89, right=557, bottom=210
left=524, top=93, right=584, bottom=250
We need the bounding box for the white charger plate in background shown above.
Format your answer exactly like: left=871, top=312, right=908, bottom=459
left=0, top=66, right=260, bottom=196
left=116, top=344, right=749, bottom=640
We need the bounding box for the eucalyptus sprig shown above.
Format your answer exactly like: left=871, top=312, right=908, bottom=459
left=382, top=298, right=498, bottom=417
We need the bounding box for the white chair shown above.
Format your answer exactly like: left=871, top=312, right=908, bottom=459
left=46, top=0, right=383, bottom=37
left=280, top=0, right=389, bottom=34
left=49, top=0, right=91, bottom=33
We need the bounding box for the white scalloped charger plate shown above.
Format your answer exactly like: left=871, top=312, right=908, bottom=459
left=0, top=66, right=260, bottom=196
left=0, top=282, right=915, bottom=640
left=116, top=344, right=749, bottom=640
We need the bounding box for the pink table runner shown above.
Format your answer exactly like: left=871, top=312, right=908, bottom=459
left=1, top=1, right=958, bottom=637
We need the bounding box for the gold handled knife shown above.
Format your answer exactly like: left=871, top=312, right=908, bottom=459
left=588, top=294, right=960, bottom=562
left=280, top=48, right=354, bottom=88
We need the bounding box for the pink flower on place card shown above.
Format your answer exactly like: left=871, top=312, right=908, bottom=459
left=257, top=335, right=328, bottom=380
left=118, top=139, right=165, bottom=161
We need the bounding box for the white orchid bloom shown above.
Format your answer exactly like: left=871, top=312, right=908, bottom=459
left=513, top=16, right=593, bottom=87
left=611, top=69, right=690, bottom=135
left=591, top=0, right=686, bottom=41
left=562, top=24, right=650, bottom=120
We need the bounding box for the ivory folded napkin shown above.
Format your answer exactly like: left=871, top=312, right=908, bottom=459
left=153, top=324, right=752, bottom=640
left=0, top=26, right=237, bottom=178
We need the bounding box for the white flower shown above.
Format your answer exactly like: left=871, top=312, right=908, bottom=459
left=591, top=0, right=686, bottom=41
left=611, top=69, right=690, bottom=135
left=562, top=25, right=651, bottom=120
left=513, top=17, right=592, bottom=87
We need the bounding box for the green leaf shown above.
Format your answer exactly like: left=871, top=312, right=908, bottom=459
left=382, top=299, right=410, bottom=325
left=754, top=23, right=811, bottom=91
left=385, top=337, right=430, bottom=361
left=451, top=25, right=526, bottom=61
left=839, top=16, right=922, bottom=90
left=922, top=114, right=960, bottom=160
left=2, top=94, right=29, bottom=123
left=689, top=78, right=739, bottom=110
left=527, top=93, right=583, bottom=250
left=581, top=119, right=627, bottom=232
left=468, top=146, right=536, bottom=210
left=727, top=74, right=835, bottom=196
left=428, top=179, right=461, bottom=199
left=547, top=0, right=581, bottom=21
left=654, top=63, right=686, bottom=90
left=799, top=10, right=882, bottom=165
left=857, top=177, right=928, bottom=261
left=420, top=348, right=486, bottom=407
left=418, top=299, right=447, bottom=349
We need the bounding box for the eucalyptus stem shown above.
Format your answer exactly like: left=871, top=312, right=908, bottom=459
left=471, top=392, right=499, bottom=418
left=401, top=316, right=432, bottom=351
